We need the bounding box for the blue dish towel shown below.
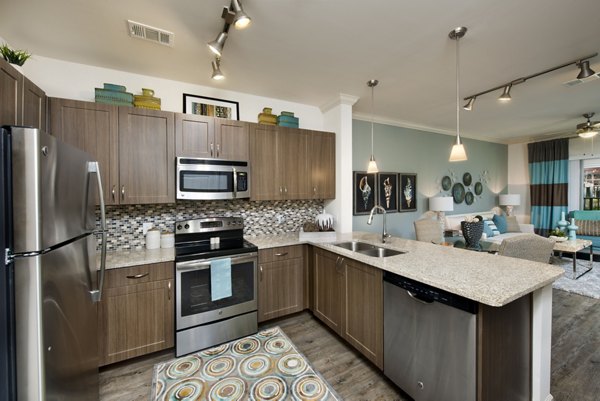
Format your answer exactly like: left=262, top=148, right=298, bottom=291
left=210, top=258, right=232, bottom=301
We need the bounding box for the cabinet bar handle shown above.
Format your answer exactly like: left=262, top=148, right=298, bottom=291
left=126, top=273, right=148, bottom=279
left=111, top=185, right=116, bottom=201
left=216, top=143, right=220, bottom=157
left=279, top=186, right=283, bottom=193
left=259, top=265, right=263, bottom=281
left=313, top=187, right=317, bottom=194
left=168, top=281, right=171, bottom=300
left=210, top=142, right=214, bottom=157
left=284, top=187, right=288, bottom=193
left=275, top=252, right=288, bottom=257
left=121, top=185, right=125, bottom=200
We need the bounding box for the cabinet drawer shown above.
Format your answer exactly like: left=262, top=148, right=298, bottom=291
left=259, top=245, right=303, bottom=263
left=103, top=262, right=173, bottom=289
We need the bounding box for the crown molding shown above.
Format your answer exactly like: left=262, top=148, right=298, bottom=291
left=320, top=93, right=360, bottom=113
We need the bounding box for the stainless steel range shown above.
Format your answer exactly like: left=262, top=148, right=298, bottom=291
left=174, top=217, right=258, bottom=357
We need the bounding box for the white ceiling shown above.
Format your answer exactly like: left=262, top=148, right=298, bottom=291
left=2, top=0, right=600, bottom=143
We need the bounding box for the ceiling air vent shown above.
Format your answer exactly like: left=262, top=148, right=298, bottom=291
left=127, top=20, right=174, bottom=47
left=563, top=73, right=600, bottom=87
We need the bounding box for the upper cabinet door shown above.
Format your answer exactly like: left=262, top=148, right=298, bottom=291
left=175, top=113, right=215, bottom=158
left=310, top=131, right=335, bottom=199
left=48, top=98, right=119, bottom=205
left=118, top=107, right=175, bottom=204
left=22, top=76, right=47, bottom=131
left=215, top=118, right=249, bottom=160
left=279, top=127, right=310, bottom=200
left=0, top=58, right=23, bottom=126
left=249, top=123, right=281, bottom=200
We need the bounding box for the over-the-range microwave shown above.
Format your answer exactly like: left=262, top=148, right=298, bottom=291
left=176, top=157, right=250, bottom=200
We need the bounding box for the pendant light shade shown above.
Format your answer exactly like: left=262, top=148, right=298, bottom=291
left=448, top=27, right=468, bottom=162
left=367, top=79, right=379, bottom=173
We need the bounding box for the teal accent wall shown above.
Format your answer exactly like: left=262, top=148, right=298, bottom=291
left=352, top=120, right=508, bottom=239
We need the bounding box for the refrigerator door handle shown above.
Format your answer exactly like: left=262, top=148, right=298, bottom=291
left=87, top=161, right=107, bottom=303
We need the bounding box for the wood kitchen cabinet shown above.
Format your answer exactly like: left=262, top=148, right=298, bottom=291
left=313, top=248, right=383, bottom=368
left=49, top=98, right=118, bottom=205
left=98, top=262, right=174, bottom=366
left=249, top=124, right=310, bottom=200
left=310, top=131, right=335, bottom=199
left=0, top=58, right=46, bottom=130
left=258, top=245, right=305, bottom=322
left=118, top=107, right=175, bottom=204
left=175, top=114, right=248, bottom=160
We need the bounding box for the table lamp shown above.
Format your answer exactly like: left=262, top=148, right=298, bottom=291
left=499, top=194, right=520, bottom=216
left=429, top=196, right=454, bottom=231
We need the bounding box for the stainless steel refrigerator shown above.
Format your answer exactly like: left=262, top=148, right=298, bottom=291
left=1, top=126, right=107, bottom=401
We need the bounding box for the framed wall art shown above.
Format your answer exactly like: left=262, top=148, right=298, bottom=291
left=353, top=171, right=377, bottom=215
left=399, top=173, right=417, bottom=212
left=183, top=93, right=239, bottom=120
left=377, top=172, right=398, bottom=213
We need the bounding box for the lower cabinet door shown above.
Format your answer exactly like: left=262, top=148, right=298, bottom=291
left=98, top=270, right=174, bottom=366
left=313, top=249, right=344, bottom=335
left=343, top=259, right=383, bottom=369
left=258, top=258, right=304, bottom=322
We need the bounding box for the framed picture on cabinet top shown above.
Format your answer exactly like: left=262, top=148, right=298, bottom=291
left=183, top=93, right=239, bottom=120
left=377, top=172, right=398, bottom=213
left=353, top=171, right=377, bottom=215
left=399, top=173, right=417, bottom=212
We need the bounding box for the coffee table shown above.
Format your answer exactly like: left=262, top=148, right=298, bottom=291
left=553, top=239, right=593, bottom=279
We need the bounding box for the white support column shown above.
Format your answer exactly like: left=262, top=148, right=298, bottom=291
left=321, top=94, right=359, bottom=234
left=531, top=284, right=554, bottom=401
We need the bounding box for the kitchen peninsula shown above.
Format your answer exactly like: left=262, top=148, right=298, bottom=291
left=99, top=232, right=562, bottom=401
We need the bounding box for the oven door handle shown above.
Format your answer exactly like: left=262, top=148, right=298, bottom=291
left=176, top=253, right=257, bottom=271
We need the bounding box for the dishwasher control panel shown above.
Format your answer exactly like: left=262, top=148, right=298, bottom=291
left=383, top=271, right=478, bottom=314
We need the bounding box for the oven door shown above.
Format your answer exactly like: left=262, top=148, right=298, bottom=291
left=176, top=252, right=257, bottom=330
left=176, top=158, right=250, bottom=200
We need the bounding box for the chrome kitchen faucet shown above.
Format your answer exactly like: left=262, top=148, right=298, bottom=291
left=367, top=205, right=390, bottom=243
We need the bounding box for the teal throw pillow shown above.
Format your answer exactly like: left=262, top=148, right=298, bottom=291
left=483, top=220, right=494, bottom=237
left=493, top=214, right=507, bottom=234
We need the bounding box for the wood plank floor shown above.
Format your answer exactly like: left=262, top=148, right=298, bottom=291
left=99, top=288, right=598, bottom=401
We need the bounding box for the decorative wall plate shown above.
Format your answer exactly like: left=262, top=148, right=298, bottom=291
left=463, top=172, right=472, bottom=186
left=441, top=176, right=452, bottom=191
left=452, top=183, right=465, bottom=204
left=474, top=182, right=483, bottom=195
left=465, top=191, right=474, bottom=205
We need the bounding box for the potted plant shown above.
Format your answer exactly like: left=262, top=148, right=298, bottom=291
left=0, top=43, right=31, bottom=67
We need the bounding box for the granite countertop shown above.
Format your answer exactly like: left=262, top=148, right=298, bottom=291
left=101, top=231, right=563, bottom=307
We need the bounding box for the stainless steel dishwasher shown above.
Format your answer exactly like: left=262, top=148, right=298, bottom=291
left=384, top=271, right=478, bottom=401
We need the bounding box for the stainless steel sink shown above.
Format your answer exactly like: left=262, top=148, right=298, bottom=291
left=333, top=241, right=406, bottom=258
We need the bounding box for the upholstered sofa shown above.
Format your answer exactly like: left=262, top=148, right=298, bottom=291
left=444, top=208, right=535, bottom=247
left=570, top=210, right=600, bottom=251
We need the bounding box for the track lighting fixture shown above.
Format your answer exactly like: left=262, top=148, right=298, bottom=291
left=463, top=97, right=475, bottom=111
left=207, top=31, right=227, bottom=57
left=367, top=79, right=379, bottom=174
left=463, top=53, right=598, bottom=111
left=449, top=27, right=468, bottom=162
left=498, top=84, right=512, bottom=102
left=230, top=0, right=251, bottom=29
left=577, top=60, right=596, bottom=80
left=211, top=57, right=224, bottom=80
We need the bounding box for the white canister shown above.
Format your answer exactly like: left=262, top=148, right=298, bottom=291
left=146, top=227, right=161, bottom=250
left=161, top=232, right=174, bottom=248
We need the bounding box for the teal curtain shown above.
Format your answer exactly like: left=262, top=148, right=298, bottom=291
left=528, top=139, right=569, bottom=236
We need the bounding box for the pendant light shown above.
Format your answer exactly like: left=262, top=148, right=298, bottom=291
left=449, top=27, right=468, bottom=162
left=367, top=79, right=379, bottom=173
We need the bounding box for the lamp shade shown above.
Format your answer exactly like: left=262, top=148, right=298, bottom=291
left=449, top=143, right=467, bottom=162
left=499, top=194, right=520, bottom=206
left=429, top=196, right=454, bottom=212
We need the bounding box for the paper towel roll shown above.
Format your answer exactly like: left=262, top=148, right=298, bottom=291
left=161, top=232, right=174, bottom=248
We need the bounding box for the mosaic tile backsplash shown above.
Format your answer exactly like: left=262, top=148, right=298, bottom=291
left=96, top=199, right=325, bottom=251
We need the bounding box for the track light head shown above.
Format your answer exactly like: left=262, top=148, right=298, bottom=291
left=211, top=58, right=225, bottom=80
left=207, top=31, right=228, bottom=57
left=577, top=60, right=596, bottom=79
left=498, top=84, right=512, bottom=102
left=231, top=0, right=251, bottom=29
left=463, top=97, right=475, bottom=111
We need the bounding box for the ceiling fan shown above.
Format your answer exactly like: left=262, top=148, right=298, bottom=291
left=577, top=113, right=600, bottom=138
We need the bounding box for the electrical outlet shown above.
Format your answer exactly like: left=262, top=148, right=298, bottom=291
left=142, top=222, right=154, bottom=235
